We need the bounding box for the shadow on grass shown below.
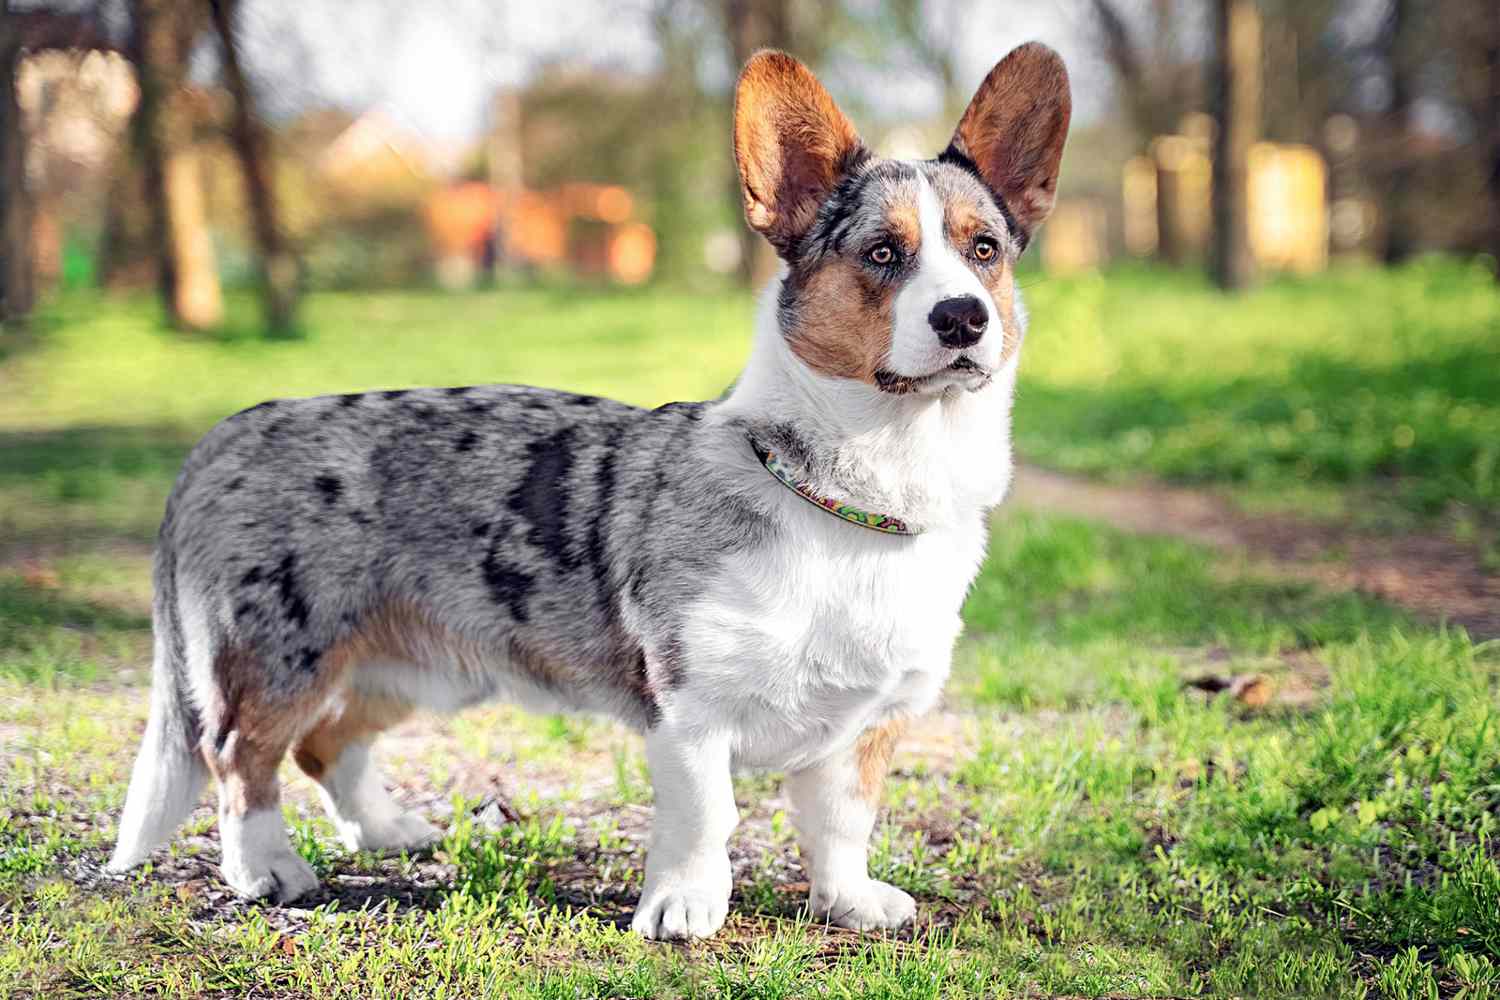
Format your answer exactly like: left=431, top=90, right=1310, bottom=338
left=0, top=424, right=195, bottom=554
left=1016, top=343, right=1500, bottom=516
left=972, top=510, right=1409, bottom=652
left=0, top=425, right=195, bottom=486
left=0, top=577, right=149, bottom=639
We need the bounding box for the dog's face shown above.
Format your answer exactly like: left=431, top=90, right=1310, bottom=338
left=734, top=45, right=1071, bottom=396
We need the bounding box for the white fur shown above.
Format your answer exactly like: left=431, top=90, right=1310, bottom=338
left=311, top=739, right=440, bottom=853
left=106, top=667, right=209, bottom=873
left=786, top=751, right=915, bottom=929
left=632, top=194, right=1025, bottom=936
left=114, top=166, right=1024, bottom=934
left=887, top=172, right=1005, bottom=383
left=219, top=808, right=319, bottom=902
left=630, top=728, right=738, bottom=940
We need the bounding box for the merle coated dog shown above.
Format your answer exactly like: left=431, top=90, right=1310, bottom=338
left=109, top=43, right=1071, bottom=940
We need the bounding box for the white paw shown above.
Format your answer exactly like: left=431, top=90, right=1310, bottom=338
left=340, top=812, right=441, bottom=853
left=631, top=884, right=730, bottom=941
left=219, top=809, right=321, bottom=903
left=808, top=878, right=916, bottom=931
left=222, top=848, right=320, bottom=903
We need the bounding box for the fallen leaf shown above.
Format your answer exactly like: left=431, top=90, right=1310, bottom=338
left=21, top=563, right=60, bottom=590
left=1229, top=674, right=1273, bottom=708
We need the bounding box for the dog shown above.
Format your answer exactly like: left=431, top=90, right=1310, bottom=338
left=107, top=43, right=1070, bottom=940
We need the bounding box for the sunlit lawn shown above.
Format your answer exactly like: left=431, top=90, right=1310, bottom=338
left=2, top=265, right=1499, bottom=998
left=1017, top=259, right=1500, bottom=520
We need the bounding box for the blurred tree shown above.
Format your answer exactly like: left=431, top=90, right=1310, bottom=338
left=208, top=0, right=298, bottom=333
left=130, top=0, right=221, bottom=331
left=2, top=2, right=133, bottom=322
left=1377, top=0, right=1420, bottom=264
left=1259, top=0, right=1341, bottom=147
left=645, top=0, right=724, bottom=285
left=1084, top=0, right=1205, bottom=142
left=1210, top=0, right=1260, bottom=290
left=1, top=8, right=32, bottom=324
left=1440, top=0, right=1499, bottom=275
left=869, top=0, right=967, bottom=123
left=1480, top=9, right=1500, bottom=274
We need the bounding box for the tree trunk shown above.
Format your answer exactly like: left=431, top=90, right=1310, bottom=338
left=132, top=0, right=220, bottom=331
left=209, top=0, right=297, bottom=334
left=723, top=0, right=791, bottom=288
left=1211, top=0, right=1260, bottom=291
left=0, top=14, right=33, bottom=324
left=1381, top=0, right=1420, bottom=265
left=1484, top=29, right=1500, bottom=277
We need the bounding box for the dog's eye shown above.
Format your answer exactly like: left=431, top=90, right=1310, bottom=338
left=867, top=244, right=895, bottom=266
left=973, top=237, right=997, bottom=262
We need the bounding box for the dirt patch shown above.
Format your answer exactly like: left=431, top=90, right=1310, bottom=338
left=1009, top=465, right=1500, bottom=640
left=42, top=697, right=980, bottom=936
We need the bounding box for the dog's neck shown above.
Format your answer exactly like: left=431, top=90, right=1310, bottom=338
left=717, top=276, right=1018, bottom=531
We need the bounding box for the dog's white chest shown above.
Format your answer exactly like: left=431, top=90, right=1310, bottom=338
left=676, top=514, right=987, bottom=771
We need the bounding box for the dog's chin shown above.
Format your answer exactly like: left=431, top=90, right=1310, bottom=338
left=874, top=357, right=994, bottom=396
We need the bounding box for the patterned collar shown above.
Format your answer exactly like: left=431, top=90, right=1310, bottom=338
left=751, top=440, right=920, bottom=535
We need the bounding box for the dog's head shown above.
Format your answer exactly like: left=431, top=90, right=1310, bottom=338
left=734, top=44, right=1070, bottom=396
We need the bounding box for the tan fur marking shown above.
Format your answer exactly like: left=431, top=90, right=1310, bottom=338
left=322, top=600, right=470, bottom=676
left=853, top=718, right=908, bottom=804
left=786, top=259, right=894, bottom=382
left=207, top=646, right=346, bottom=815
left=943, top=199, right=985, bottom=249
left=209, top=601, right=540, bottom=814
left=985, top=260, right=1022, bottom=366
left=293, top=693, right=412, bottom=780
left=886, top=198, right=921, bottom=252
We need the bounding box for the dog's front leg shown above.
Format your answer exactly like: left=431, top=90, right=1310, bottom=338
left=631, top=726, right=737, bottom=940
left=785, top=719, right=915, bottom=931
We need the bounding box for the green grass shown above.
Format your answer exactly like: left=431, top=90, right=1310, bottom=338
left=3, top=511, right=1497, bottom=997
left=1017, top=259, right=1500, bottom=518
left=2, top=268, right=1499, bottom=997
left=4, top=260, right=1496, bottom=553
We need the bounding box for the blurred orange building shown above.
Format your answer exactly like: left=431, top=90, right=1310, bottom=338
left=424, top=180, right=656, bottom=287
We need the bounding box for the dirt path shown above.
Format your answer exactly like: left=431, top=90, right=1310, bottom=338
left=1008, top=464, right=1500, bottom=640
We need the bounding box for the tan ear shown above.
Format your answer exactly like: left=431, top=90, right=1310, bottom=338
left=944, top=43, right=1071, bottom=246
left=734, top=50, right=866, bottom=257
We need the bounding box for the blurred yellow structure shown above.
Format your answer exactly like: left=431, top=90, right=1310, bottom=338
left=1041, top=199, right=1108, bottom=275
left=1247, top=143, right=1327, bottom=273
left=1121, top=132, right=1328, bottom=273
left=1122, top=155, right=1158, bottom=258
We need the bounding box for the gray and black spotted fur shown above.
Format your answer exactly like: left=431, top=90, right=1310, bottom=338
left=159, top=384, right=772, bottom=737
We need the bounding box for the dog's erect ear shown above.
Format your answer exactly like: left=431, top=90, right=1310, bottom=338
left=945, top=42, right=1071, bottom=245
left=734, top=50, right=866, bottom=257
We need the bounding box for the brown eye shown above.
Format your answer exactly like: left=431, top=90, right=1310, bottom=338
left=973, top=238, right=997, bottom=262
left=868, top=244, right=894, bottom=265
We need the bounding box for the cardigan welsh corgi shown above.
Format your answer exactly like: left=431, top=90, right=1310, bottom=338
left=108, top=43, right=1070, bottom=940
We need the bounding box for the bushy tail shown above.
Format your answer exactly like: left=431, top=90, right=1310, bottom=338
left=107, top=547, right=209, bottom=872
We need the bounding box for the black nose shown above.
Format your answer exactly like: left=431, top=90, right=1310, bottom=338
left=928, top=295, right=988, bottom=348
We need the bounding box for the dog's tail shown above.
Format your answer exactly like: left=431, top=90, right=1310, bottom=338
left=107, top=535, right=209, bottom=873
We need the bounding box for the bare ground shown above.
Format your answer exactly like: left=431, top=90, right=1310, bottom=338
left=1009, top=464, right=1500, bottom=640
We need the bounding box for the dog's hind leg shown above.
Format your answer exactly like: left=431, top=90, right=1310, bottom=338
left=292, top=693, right=440, bottom=853
left=784, top=718, right=916, bottom=931
left=202, top=647, right=320, bottom=904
